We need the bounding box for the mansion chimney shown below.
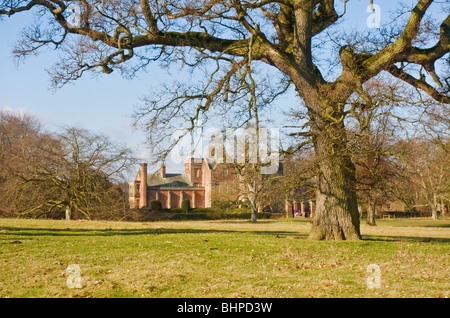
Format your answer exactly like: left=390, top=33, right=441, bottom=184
left=160, top=163, right=166, bottom=178
left=139, top=163, right=148, bottom=208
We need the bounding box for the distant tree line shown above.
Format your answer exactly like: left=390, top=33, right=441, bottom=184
left=210, top=97, right=450, bottom=223
left=0, top=110, right=136, bottom=220
left=1, top=101, right=449, bottom=223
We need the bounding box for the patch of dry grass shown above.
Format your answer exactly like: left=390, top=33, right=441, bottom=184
left=0, top=218, right=449, bottom=298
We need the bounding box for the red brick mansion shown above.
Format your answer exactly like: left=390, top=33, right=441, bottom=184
left=129, top=157, right=315, bottom=215
left=129, top=157, right=237, bottom=209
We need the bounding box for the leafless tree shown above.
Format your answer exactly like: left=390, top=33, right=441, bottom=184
left=0, top=113, right=135, bottom=220
left=353, top=120, right=398, bottom=226
left=2, top=0, right=449, bottom=239
left=205, top=125, right=280, bottom=222
left=419, top=100, right=450, bottom=153
left=0, top=110, right=57, bottom=217
left=396, top=138, right=450, bottom=220
left=37, top=126, right=136, bottom=220
left=344, top=78, right=408, bottom=225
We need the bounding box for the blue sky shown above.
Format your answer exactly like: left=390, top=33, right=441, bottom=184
left=0, top=0, right=444, bottom=176
left=0, top=10, right=158, bottom=175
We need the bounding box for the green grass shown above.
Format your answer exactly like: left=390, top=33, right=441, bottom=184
left=0, top=217, right=449, bottom=298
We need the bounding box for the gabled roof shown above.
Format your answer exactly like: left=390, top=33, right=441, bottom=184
left=147, top=173, right=192, bottom=188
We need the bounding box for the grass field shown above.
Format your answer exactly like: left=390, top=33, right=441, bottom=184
left=0, top=217, right=449, bottom=298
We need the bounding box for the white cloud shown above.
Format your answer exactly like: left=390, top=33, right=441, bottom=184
left=0, top=106, right=36, bottom=117
left=0, top=106, right=51, bottom=125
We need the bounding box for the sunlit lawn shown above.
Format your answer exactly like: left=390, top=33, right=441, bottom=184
left=0, top=217, right=449, bottom=298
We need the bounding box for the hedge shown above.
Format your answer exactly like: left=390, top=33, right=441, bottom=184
left=142, top=209, right=272, bottom=221
left=149, top=200, right=162, bottom=211
left=181, top=200, right=191, bottom=212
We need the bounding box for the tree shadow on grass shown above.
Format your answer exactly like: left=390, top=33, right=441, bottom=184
left=0, top=226, right=308, bottom=239
left=362, top=235, right=450, bottom=243
left=375, top=220, right=450, bottom=228
left=2, top=226, right=446, bottom=243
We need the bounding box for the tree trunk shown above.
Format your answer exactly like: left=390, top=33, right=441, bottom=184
left=431, top=207, right=438, bottom=220
left=251, top=209, right=258, bottom=222
left=366, top=195, right=377, bottom=226
left=431, top=192, right=439, bottom=220
left=250, top=198, right=258, bottom=223
left=308, top=118, right=361, bottom=240
left=65, top=204, right=72, bottom=221
left=247, top=179, right=259, bottom=223
left=366, top=202, right=377, bottom=226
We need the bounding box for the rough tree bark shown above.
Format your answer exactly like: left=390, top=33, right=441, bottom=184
left=309, top=120, right=361, bottom=239
left=366, top=196, right=377, bottom=226
left=1, top=0, right=448, bottom=239
left=65, top=204, right=72, bottom=221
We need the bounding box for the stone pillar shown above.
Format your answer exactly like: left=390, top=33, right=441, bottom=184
left=129, top=181, right=139, bottom=209
left=168, top=190, right=172, bottom=209
left=180, top=191, right=184, bottom=208
left=160, top=163, right=166, bottom=178
left=301, top=201, right=306, bottom=215
left=192, top=191, right=196, bottom=208
left=285, top=200, right=292, bottom=217
left=139, top=163, right=148, bottom=208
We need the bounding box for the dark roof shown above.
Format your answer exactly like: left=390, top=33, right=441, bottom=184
left=147, top=173, right=192, bottom=188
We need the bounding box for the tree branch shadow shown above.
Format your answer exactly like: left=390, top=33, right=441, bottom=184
left=0, top=226, right=309, bottom=239
left=1, top=226, right=447, bottom=243
left=362, top=235, right=450, bottom=243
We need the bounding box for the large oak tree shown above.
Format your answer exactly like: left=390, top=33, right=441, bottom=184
left=1, top=0, right=449, bottom=239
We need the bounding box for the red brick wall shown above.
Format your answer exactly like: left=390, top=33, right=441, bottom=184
left=209, top=164, right=241, bottom=202
left=139, top=163, right=148, bottom=208
left=159, top=191, right=168, bottom=209
left=148, top=189, right=156, bottom=202
left=194, top=190, right=204, bottom=208
left=183, top=191, right=192, bottom=205
left=202, top=160, right=212, bottom=207
left=184, top=158, right=203, bottom=186
left=170, top=191, right=180, bottom=209
left=148, top=189, right=205, bottom=209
